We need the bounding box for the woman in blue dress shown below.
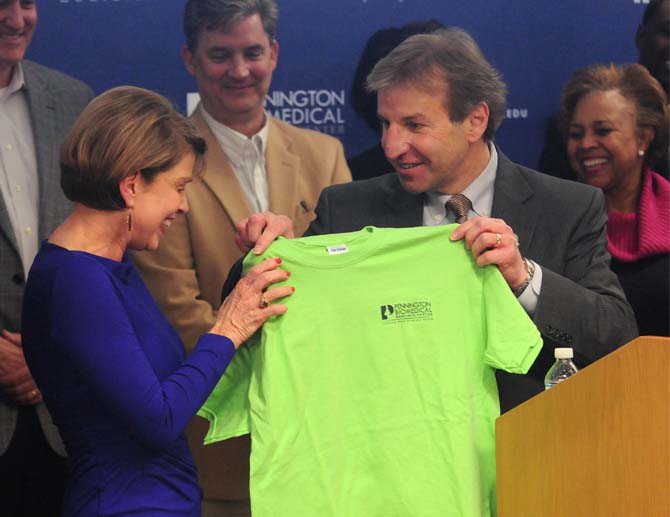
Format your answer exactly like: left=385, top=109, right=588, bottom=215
left=21, top=86, right=293, bottom=516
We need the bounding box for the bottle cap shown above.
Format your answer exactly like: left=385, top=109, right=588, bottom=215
left=554, top=347, right=573, bottom=359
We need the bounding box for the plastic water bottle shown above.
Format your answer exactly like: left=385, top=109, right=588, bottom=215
left=544, top=348, right=579, bottom=390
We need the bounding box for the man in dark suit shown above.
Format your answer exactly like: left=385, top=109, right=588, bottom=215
left=0, top=1, right=93, bottom=514
left=233, top=28, right=638, bottom=413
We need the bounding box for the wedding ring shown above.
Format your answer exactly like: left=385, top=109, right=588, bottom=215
left=494, top=233, right=502, bottom=248
left=31, top=389, right=38, bottom=397
left=513, top=234, right=520, bottom=247
left=259, top=294, right=269, bottom=309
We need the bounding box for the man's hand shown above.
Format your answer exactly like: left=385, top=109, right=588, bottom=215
left=0, top=330, right=42, bottom=405
left=450, top=217, right=528, bottom=290
left=235, top=212, right=295, bottom=255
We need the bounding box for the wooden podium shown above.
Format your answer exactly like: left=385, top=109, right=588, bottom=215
left=496, top=336, right=670, bottom=517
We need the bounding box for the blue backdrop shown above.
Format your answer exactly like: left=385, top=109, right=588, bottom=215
left=29, top=0, right=646, bottom=171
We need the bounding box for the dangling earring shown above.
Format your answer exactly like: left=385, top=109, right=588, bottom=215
left=127, top=177, right=136, bottom=232
left=638, top=149, right=645, bottom=157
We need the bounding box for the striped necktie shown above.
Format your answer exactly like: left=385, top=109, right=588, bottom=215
left=444, top=194, right=472, bottom=224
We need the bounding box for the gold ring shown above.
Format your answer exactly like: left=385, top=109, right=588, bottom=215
left=31, top=389, right=38, bottom=397
left=259, top=294, right=269, bottom=309
left=495, top=233, right=502, bottom=248
left=513, top=234, right=520, bottom=247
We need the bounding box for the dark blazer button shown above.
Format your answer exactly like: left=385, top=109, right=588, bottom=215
left=12, top=273, right=24, bottom=285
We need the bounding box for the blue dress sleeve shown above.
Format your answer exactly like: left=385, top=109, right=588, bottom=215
left=50, top=257, right=235, bottom=450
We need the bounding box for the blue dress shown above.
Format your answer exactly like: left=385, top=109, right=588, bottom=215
left=22, top=242, right=236, bottom=516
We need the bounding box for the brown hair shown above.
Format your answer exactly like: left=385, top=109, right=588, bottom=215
left=183, top=0, right=279, bottom=52
left=365, top=27, right=507, bottom=141
left=60, top=86, right=206, bottom=210
left=560, top=63, right=669, bottom=169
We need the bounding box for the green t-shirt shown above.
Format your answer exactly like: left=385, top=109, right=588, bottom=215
left=199, top=225, right=542, bottom=516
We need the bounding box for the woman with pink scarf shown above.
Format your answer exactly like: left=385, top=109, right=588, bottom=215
left=561, top=63, right=669, bottom=336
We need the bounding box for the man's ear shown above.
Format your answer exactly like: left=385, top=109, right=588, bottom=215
left=466, top=102, right=490, bottom=143
left=182, top=44, right=196, bottom=77
left=119, top=172, right=138, bottom=208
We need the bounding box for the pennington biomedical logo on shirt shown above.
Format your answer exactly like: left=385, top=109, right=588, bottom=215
left=380, top=301, right=433, bottom=323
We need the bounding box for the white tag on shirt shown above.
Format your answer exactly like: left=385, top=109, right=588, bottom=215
left=326, top=245, right=349, bottom=255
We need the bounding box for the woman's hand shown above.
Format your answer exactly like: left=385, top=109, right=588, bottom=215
left=210, top=257, right=293, bottom=347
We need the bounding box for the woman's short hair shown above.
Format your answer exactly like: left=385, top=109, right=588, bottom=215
left=560, top=63, right=669, bottom=169
left=365, top=27, right=507, bottom=141
left=60, top=86, right=206, bottom=211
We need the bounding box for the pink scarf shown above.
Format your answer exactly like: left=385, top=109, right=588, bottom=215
left=606, top=169, right=670, bottom=262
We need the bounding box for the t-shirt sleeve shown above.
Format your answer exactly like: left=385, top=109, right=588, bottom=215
left=197, top=250, right=271, bottom=443
left=50, top=257, right=236, bottom=450
left=481, top=265, right=542, bottom=373
left=197, top=336, right=256, bottom=443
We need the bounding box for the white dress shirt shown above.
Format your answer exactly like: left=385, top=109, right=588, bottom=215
left=201, top=107, right=270, bottom=213
left=0, top=63, right=39, bottom=277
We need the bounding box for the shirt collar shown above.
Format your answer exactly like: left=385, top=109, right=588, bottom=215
left=200, top=106, right=270, bottom=166
left=424, top=144, right=498, bottom=221
left=0, top=63, right=25, bottom=102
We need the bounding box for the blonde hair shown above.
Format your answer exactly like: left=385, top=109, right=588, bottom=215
left=60, top=86, right=206, bottom=210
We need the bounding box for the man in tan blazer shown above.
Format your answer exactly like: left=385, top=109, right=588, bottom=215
left=131, top=0, right=350, bottom=514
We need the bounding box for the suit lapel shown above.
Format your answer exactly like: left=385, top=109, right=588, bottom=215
left=491, top=148, right=538, bottom=256
left=23, top=64, right=62, bottom=241
left=266, top=119, right=301, bottom=217
left=192, top=107, right=254, bottom=225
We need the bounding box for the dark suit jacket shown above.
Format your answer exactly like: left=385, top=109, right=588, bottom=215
left=0, top=60, right=92, bottom=456
left=303, top=149, right=639, bottom=411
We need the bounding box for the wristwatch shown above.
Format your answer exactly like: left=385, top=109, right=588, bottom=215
left=512, top=258, right=535, bottom=298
